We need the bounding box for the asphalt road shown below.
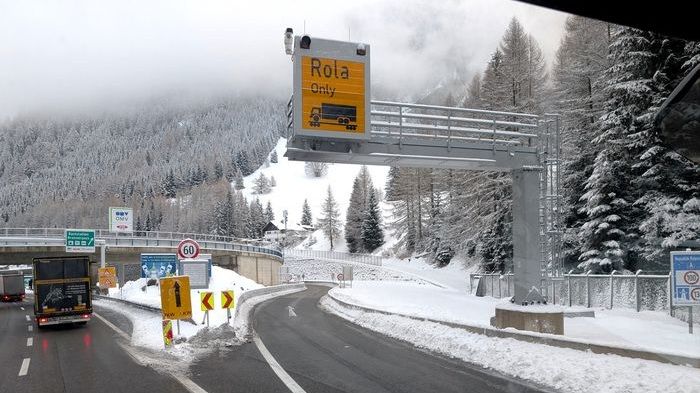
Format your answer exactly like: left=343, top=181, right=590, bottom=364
left=0, top=297, right=187, bottom=393
left=191, top=284, right=550, bottom=393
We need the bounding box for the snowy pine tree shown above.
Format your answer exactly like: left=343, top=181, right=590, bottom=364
left=361, top=188, right=384, bottom=252
left=345, top=176, right=365, bottom=253
left=270, top=150, right=278, bottom=163
left=265, top=201, right=275, bottom=222
left=317, top=186, right=341, bottom=250
left=551, top=16, right=610, bottom=268
left=301, top=199, right=312, bottom=226
left=578, top=26, right=655, bottom=272
left=253, top=173, right=271, bottom=194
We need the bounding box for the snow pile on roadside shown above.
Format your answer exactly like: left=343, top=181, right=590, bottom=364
left=382, top=256, right=478, bottom=291
left=330, top=281, right=501, bottom=326
left=104, top=266, right=264, bottom=345
left=321, top=295, right=700, bottom=393
left=284, top=257, right=434, bottom=285
left=109, top=278, right=162, bottom=308
left=328, top=281, right=700, bottom=358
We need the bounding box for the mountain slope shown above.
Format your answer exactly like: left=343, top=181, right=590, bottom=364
left=239, top=138, right=390, bottom=250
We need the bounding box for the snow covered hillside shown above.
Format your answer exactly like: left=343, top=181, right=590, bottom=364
left=239, top=138, right=390, bottom=249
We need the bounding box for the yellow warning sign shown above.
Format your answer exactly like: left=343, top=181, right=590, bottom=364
left=301, top=56, right=365, bottom=134
left=221, top=290, right=235, bottom=309
left=160, top=276, right=192, bottom=320
left=162, top=319, right=173, bottom=347
left=200, top=291, right=214, bottom=311
left=98, top=267, right=117, bottom=288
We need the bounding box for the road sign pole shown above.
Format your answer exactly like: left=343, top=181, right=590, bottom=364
left=690, top=306, right=694, bottom=334
left=100, top=241, right=106, bottom=269
left=177, top=320, right=180, bottom=336
left=227, top=308, right=231, bottom=323
left=207, top=310, right=210, bottom=328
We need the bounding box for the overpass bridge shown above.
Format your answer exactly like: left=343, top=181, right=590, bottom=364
left=0, top=228, right=284, bottom=286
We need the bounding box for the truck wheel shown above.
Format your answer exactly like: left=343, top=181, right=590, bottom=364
left=75, top=321, right=88, bottom=327
left=312, top=115, right=320, bottom=122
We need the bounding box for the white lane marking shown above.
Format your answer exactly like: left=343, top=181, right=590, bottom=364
left=28, top=325, right=33, bottom=332
left=253, top=333, right=307, bottom=393
left=93, top=312, right=129, bottom=340
left=20, top=307, right=25, bottom=311
left=287, top=306, right=297, bottom=318
left=27, top=337, right=33, bottom=347
left=18, top=358, right=30, bottom=376
left=25, top=315, right=30, bottom=322
left=93, top=312, right=208, bottom=393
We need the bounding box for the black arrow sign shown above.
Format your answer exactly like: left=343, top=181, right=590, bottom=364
left=174, top=281, right=181, bottom=307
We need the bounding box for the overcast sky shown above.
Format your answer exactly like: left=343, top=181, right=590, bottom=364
left=0, top=0, right=569, bottom=118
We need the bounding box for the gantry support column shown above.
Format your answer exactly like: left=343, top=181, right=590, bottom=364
left=511, top=167, right=542, bottom=304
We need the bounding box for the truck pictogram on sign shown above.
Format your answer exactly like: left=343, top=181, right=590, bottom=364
left=309, top=103, right=357, bottom=130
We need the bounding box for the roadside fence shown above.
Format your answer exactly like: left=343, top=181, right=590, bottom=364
left=283, top=249, right=382, bottom=267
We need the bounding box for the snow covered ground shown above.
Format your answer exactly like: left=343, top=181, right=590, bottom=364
left=321, top=295, right=700, bottom=393
left=101, top=266, right=263, bottom=353
left=284, top=256, right=437, bottom=285
left=240, top=137, right=390, bottom=237
left=327, top=280, right=700, bottom=359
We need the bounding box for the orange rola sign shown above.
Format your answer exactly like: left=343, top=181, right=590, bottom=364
left=301, top=56, right=365, bottom=134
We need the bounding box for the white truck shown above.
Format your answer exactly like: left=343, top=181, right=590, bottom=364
left=0, top=272, right=26, bottom=302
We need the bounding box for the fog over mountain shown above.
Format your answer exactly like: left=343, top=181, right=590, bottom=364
left=0, top=0, right=567, bottom=118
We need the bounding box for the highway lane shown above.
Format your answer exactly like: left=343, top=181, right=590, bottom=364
left=0, top=297, right=188, bottom=393
left=192, top=284, right=551, bottom=393
left=0, top=300, right=33, bottom=392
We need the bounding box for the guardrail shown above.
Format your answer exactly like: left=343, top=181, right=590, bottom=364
left=0, top=228, right=283, bottom=260
left=283, top=248, right=382, bottom=266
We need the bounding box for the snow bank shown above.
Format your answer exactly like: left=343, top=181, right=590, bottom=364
left=321, top=295, right=700, bottom=393
left=104, top=266, right=264, bottom=348
left=328, top=281, right=700, bottom=358
left=330, top=281, right=502, bottom=326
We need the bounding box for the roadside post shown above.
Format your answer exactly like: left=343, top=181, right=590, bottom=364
left=670, top=251, right=699, bottom=334
left=200, top=291, right=214, bottom=327
left=337, top=273, right=344, bottom=288
left=162, top=319, right=174, bottom=348
left=221, top=290, right=235, bottom=323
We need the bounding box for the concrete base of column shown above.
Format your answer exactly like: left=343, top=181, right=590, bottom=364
left=491, top=305, right=564, bottom=335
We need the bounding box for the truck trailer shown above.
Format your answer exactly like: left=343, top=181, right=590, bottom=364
left=33, top=256, right=92, bottom=327
left=0, top=272, right=25, bottom=302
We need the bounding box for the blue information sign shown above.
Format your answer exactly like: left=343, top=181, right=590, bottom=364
left=671, top=251, right=700, bottom=305
left=140, top=253, right=178, bottom=279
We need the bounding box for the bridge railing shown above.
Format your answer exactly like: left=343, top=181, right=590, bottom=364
left=284, top=248, right=382, bottom=266
left=0, top=228, right=283, bottom=259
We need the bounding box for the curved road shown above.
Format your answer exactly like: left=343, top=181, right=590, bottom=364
left=191, top=285, right=550, bottom=393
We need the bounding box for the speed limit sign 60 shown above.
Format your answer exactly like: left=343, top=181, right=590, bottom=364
left=178, top=238, right=201, bottom=259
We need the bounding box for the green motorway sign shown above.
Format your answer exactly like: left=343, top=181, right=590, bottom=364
left=65, top=229, right=96, bottom=253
